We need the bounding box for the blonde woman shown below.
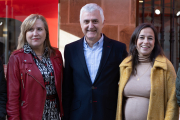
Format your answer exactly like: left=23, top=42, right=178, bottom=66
left=6, top=14, right=64, bottom=120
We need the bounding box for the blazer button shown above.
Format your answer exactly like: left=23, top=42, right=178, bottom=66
left=92, top=86, right=97, bottom=89
left=153, top=93, right=156, bottom=96
left=90, top=100, right=92, bottom=103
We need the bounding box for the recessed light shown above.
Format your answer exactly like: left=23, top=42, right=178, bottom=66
left=155, top=9, right=160, bottom=15
left=177, top=11, right=180, bottom=16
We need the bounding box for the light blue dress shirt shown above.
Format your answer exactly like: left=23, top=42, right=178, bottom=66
left=83, top=35, right=104, bottom=83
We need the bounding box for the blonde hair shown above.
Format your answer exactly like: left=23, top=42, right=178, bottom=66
left=17, top=14, right=55, bottom=56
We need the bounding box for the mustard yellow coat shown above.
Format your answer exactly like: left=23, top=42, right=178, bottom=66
left=116, top=55, right=179, bottom=120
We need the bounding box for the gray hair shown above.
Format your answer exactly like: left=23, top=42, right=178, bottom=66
left=80, top=3, right=104, bottom=23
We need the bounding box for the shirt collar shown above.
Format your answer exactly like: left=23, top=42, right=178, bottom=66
left=23, top=43, right=48, bottom=57
left=83, top=34, right=104, bottom=49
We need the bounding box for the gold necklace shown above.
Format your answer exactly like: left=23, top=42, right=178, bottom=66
left=136, top=65, right=151, bottom=81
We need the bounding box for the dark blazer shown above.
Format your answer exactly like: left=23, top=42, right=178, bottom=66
left=63, top=35, right=127, bottom=120
left=0, top=60, right=7, bottom=120
left=176, top=66, right=180, bottom=106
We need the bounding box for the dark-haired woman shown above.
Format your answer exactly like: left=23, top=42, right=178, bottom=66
left=116, top=23, right=178, bottom=120
left=6, top=14, right=63, bottom=120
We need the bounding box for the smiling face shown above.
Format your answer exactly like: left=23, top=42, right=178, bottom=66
left=26, top=19, right=46, bottom=51
left=136, top=27, right=155, bottom=56
left=80, top=10, right=104, bottom=47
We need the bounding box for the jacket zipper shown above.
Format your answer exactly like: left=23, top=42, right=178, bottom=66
left=21, top=73, right=25, bottom=89
left=21, top=101, right=25, bottom=106
left=26, top=72, right=45, bottom=89
left=26, top=72, right=47, bottom=115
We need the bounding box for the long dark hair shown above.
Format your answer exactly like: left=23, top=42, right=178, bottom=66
left=129, top=23, right=164, bottom=75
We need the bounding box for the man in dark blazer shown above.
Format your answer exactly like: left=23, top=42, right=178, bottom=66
left=0, top=59, right=7, bottom=120
left=63, top=3, right=127, bottom=120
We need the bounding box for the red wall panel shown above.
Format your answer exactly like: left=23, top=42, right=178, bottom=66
left=0, top=0, right=59, bottom=47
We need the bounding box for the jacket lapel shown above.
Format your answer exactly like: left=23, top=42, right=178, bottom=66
left=23, top=53, right=45, bottom=88
left=94, top=35, right=113, bottom=83
left=77, top=38, right=91, bottom=82
left=119, top=56, right=132, bottom=91
left=50, top=53, right=62, bottom=89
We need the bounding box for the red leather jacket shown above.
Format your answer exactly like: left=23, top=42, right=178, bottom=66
left=6, top=48, right=64, bottom=120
